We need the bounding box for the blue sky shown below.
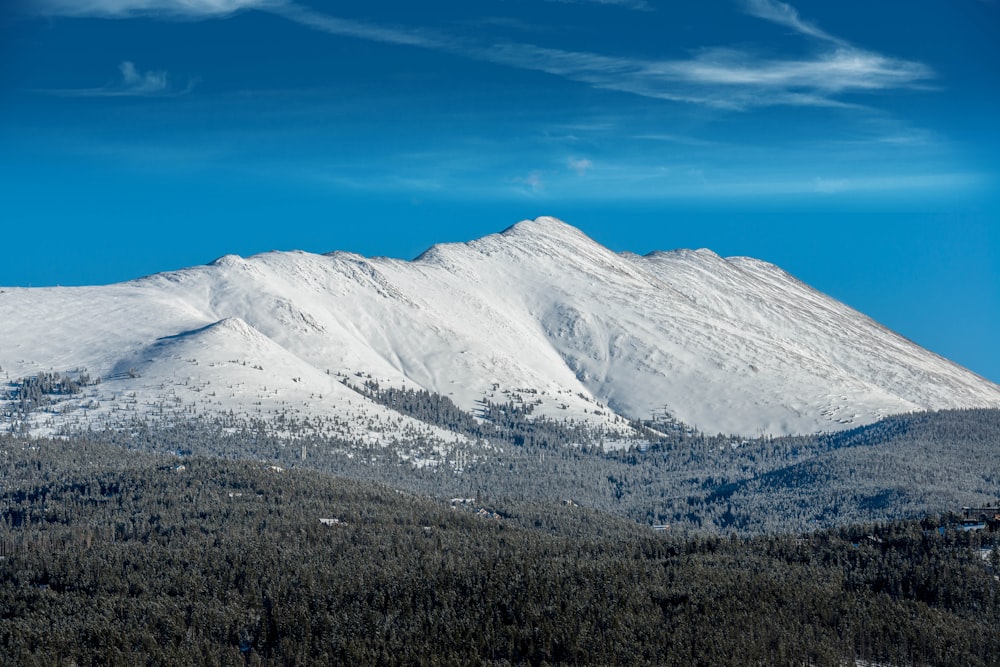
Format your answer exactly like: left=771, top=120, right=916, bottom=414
left=2, top=0, right=998, bottom=383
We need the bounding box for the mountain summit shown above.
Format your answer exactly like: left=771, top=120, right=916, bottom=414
left=3, top=217, right=999, bottom=437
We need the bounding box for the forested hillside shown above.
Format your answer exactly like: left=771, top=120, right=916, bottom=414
left=1, top=437, right=998, bottom=665
left=47, top=406, right=1000, bottom=534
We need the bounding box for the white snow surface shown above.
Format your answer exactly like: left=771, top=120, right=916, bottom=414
left=2, top=216, right=999, bottom=437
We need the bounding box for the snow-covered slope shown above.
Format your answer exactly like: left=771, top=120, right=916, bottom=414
left=2, top=216, right=999, bottom=437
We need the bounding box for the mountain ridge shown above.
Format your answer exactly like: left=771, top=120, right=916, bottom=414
left=2, top=217, right=998, bottom=438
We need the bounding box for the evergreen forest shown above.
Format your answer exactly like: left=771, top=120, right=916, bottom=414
left=2, top=433, right=999, bottom=666
left=3, top=379, right=1000, bottom=664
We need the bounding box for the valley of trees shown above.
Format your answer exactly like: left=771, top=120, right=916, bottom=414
left=47, top=400, right=1000, bottom=535
left=7, top=373, right=999, bottom=535
left=1, top=436, right=998, bottom=666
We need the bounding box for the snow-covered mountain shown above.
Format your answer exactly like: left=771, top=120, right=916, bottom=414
left=3, top=216, right=999, bottom=438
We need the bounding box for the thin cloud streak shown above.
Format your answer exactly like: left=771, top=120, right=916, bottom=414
left=544, top=0, right=653, bottom=11
left=255, top=133, right=982, bottom=203
left=269, top=4, right=451, bottom=51
left=272, top=3, right=932, bottom=110
left=31, top=0, right=286, bottom=17
left=742, top=0, right=844, bottom=45
left=35, top=61, right=194, bottom=97
left=473, top=43, right=930, bottom=109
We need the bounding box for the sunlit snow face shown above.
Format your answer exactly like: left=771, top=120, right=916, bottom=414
left=3, top=217, right=998, bottom=441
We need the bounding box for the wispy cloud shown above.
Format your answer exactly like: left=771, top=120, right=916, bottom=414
left=272, top=2, right=932, bottom=110
left=544, top=0, right=653, bottom=11
left=270, top=4, right=448, bottom=51
left=38, top=61, right=193, bottom=97
left=32, top=0, right=284, bottom=18
left=118, top=61, right=168, bottom=93
left=471, top=42, right=931, bottom=109
left=513, top=171, right=545, bottom=194
left=260, top=132, right=980, bottom=202
left=568, top=157, right=593, bottom=174
left=35, top=0, right=935, bottom=110
left=632, top=133, right=722, bottom=147
left=742, top=0, right=843, bottom=45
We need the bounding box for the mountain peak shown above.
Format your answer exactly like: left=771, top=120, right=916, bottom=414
left=415, top=217, right=600, bottom=266
left=210, top=254, right=246, bottom=268
left=500, top=216, right=591, bottom=242
left=482, top=217, right=615, bottom=263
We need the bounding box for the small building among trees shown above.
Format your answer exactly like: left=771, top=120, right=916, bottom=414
left=960, top=507, right=1000, bottom=532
